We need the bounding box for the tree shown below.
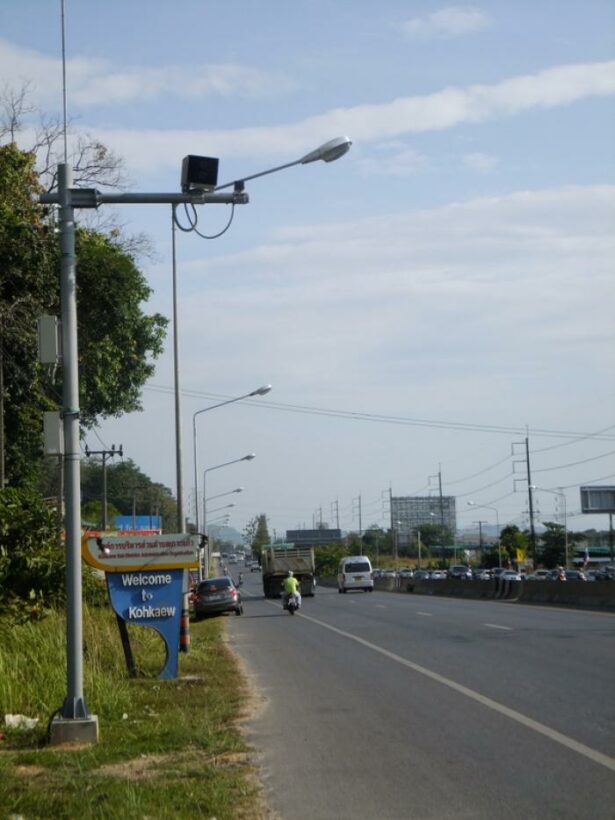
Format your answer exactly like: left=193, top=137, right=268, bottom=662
left=246, top=514, right=271, bottom=560
left=539, top=521, right=568, bottom=568
left=0, top=143, right=168, bottom=485
left=80, top=459, right=177, bottom=533
left=0, top=144, right=56, bottom=486
left=253, top=515, right=271, bottom=551
left=499, top=525, right=529, bottom=568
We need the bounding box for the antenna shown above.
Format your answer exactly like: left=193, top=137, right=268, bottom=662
left=60, top=0, right=68, bottom=162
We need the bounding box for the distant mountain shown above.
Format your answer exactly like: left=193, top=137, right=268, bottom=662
left=208, top=524, right=243, bottom=546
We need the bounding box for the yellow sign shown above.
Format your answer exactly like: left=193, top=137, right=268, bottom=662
left=82, top=533, right=199, bottom=572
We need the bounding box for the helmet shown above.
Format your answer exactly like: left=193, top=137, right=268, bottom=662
left=287, top=570, right=293, bottom=577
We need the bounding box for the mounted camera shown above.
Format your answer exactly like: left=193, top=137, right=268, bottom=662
left=181, top=155, right=219, bottom=193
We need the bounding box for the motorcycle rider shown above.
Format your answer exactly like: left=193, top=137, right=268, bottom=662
left=282, top=570, right=301, bottom=610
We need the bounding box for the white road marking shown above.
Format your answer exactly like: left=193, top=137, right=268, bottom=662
left=416, top=611, right=433, bottom=617
left=375, top=604, right=386, bottom=609
left=484, top=623, right=512, bottom=631
left=284, top=605, right=615, bottom=774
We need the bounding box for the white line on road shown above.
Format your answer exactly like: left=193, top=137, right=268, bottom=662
left=375, top=604, right=386, bottom=609
left=416, top=612, right=433, bottom=617
left=484, top=623, right=513, bottom=631
left=289, top=606, right=615, bottom=774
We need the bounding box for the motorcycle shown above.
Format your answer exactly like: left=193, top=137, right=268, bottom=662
left=283, top=592, right=301, bottom=615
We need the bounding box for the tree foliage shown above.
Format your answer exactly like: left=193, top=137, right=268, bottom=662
left=0, top=143, right=168, bottom=486
left=244, top=514, right=271, bottom=559
left=80, top=458, right=177, bottom=533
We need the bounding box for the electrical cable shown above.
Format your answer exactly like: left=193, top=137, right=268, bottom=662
left=172, top=202, right=236, bottom=239
left=533, top=449, right=615, bottom=473
left=143, top=383, right=615, bottom=441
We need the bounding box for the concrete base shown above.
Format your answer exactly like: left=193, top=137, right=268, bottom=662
left=49, top=714, right=99, bottom=746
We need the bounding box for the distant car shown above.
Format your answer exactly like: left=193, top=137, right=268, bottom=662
left=398, top=568, right=414, bottom=579
left=250, top=561, right=261, bottom=572
left=412, top=569, right=430, bottom=580
left=430, top=570, right=447, bottom=580
left=500, top=570, right=522, bottom=581
left=193, top=576, right=243, bottom=618
left=473, top=569, right=492, bottom=581
left=526, top=569, right=551, bottom=581
left=448, top=565, right=472, bottom=580
left=380, top=569, right=397, bottom=578
left=564, top=569, right=587, bottom=581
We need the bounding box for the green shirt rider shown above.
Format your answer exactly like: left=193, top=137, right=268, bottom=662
left=282, top=570, right=301, bottom=607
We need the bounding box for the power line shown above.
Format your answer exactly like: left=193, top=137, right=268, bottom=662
left=144, top=384, right=615, bottom=441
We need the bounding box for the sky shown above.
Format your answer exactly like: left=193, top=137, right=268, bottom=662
left=2, top=1, right=615, bottom=540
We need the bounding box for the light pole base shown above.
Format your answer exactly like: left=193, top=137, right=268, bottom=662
left=49, top=714, right=99, bottom=746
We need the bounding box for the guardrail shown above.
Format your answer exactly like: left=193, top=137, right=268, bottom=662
left=317, top=576, right=615, bottom=610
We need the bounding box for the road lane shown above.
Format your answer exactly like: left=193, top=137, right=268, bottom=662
left=228, top=574, right=615, bottom=819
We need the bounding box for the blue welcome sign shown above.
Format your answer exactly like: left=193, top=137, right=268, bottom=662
left=106, top=569, right=185, bottom=679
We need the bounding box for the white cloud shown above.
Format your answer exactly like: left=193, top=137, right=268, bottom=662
left=462, top=152, right=498, bottom=172
left=0, top=37, right=293, bottom=109
left=176, top=184, right=615, bottom=397
left=402, top=6, right=490, bottom=39
left=79, top=59, right=615, bottom=171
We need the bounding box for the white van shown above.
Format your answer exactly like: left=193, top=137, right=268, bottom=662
left=338, top=555, right=373, bottom=593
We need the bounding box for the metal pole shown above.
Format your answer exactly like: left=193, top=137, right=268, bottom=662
left=50, top=164, right=98, bottom=743
left=526, top=437, right=537, bottom=566
left=172, top=206, right=185, bottom=533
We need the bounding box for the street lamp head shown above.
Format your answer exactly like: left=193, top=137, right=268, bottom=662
left=250, top=384, right=272, bottom=397
left=300, top=136, right=352, bottom=165
left=233, top=487, right=244, bottom=493
left=243, top=453, right=256, bottom=461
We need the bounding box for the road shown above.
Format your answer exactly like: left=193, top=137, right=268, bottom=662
left=227, top=571, right=615, bottom=820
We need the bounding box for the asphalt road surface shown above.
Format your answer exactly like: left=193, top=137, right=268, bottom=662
left=227, top=571, right=615, bottom=820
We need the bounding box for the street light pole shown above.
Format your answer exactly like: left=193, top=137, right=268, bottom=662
left=201, top=454, right=255, bottom=578
left=49, top=163, right=98, bottom=744
left=192, top=386, right=270, bottom=532
left=40, top=135, right=351, bottom=744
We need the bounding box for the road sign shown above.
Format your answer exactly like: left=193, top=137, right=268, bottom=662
left=83, top=533, right=199, bottom=572
left=580, top=486, right=615, bottom=514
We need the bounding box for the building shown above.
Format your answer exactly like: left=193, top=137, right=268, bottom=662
left=390, top=496, right=456, bottom=548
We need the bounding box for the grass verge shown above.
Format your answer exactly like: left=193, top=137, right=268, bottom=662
left=0, top=605, right=266, bottom=819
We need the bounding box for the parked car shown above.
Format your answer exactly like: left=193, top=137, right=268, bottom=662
left=412, top=569, right=431, bottom=580
left=500, top=570, right=522, bottom=581
left=398, top=568, right=414, bottom=579
left=448, top=565, right=472, bottom=580
left=380, top=569, right=397, bottom=578
left=193, top=576, right=243, bottom=619
left=526, top=569, right=551, bottom=581
left=564, top=569, right=587, bottom=581
left=473, top=568, right=492, bottom=580
left=430, top=570, right=447, bottom=580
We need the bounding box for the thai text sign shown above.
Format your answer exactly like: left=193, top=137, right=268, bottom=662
left=83, top=533, right=199, bottom=572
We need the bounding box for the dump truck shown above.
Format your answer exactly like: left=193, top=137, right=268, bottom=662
left=261, top=543, right=315, bottom=598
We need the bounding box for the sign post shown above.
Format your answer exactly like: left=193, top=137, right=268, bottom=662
left=83, top=533, right=199, bottom=679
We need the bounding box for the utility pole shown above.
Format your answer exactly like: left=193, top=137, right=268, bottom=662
left=474, top=520, right=487, bottom=565
left=84, top=444, right=123, bottom=530
left=525, top=437, right=537, bottom=567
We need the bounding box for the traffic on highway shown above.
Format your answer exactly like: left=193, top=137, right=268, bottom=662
left=225, top=565, right=615, bottom=820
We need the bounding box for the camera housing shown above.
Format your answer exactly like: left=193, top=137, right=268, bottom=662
left=181, top=155, right=219, bottom=192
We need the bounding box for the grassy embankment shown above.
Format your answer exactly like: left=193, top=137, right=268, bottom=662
left=0, top=605, right=265, bottom=819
